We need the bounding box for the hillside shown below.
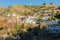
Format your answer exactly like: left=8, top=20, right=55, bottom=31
left=0, top=4, right=60, bottom=39
left=0, top=4, right=59, bottom=16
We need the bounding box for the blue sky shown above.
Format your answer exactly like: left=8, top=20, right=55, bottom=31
left=0, top=0, right=60, bottom=7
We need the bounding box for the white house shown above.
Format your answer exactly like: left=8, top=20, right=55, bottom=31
left=25, top=16, right=37, bottom=24
left=42, top=16, right=51, bottom=21
left=45, top=10, right=52, bottom=13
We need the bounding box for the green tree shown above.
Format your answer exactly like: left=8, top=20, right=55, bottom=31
left=43, top=3, right=46, bottom=5
left=55, top=11, right=60, bottom=19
